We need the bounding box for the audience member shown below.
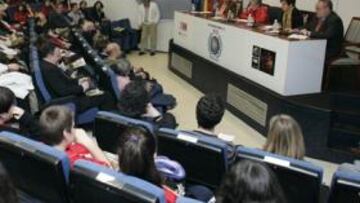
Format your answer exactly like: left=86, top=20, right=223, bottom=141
left=68, top=2, right=84, bottom=25
left=117, top=127, right=178, bottom=203
left=194, top=94, right=227, bottom=140
left=79, top=0, right=90, bottom=20
left=215, top=160, right=286, bottom=203
left=263, top=114, right=305, bottom=160
left=48, top=2, right=69, bottom=29
left=14, top=3, right=33, bottom=25
left=117, top=80, right=177, bottom=129
left=38, top=41, right=114, bottom=113
left=240, top=0, right=269, bottom=24
left=138, top=0, right=160, bottom=56
left=0, top=87, right=39, bottom=139
left=280, top=0, right=303, bottom=30
left=89, top=1, right=106, bottom=23
left=302, top=0, right=344, bottom=60
left=40, top=0, right=54, bottom=17
left=0, top=162, right=18, bottom=203
left=39, top=105, right=111, bottom=167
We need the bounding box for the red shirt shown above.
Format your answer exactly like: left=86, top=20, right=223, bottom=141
left=66, top=143, right=108, bottom=167
left=240, top=5, right=269, bottom=24
left=14, top=11, right=29, bottom=25
left=163, top=185, right=177, bottom=203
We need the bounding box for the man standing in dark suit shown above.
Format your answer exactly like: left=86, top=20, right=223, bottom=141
left=38, top=42, right=114, bottom=113
left=301, top=0, right=344, bottom=60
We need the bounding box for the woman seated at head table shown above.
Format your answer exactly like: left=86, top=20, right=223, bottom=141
left=279, top=0, right=304, bottom=30
left=239, top=0, right=269, bottom=24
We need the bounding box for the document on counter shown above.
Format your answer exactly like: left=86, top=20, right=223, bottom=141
left=288, top=34, right=309, bottom=40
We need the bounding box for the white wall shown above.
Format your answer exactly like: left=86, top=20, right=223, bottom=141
left=336, top=0, right=360, bottom=29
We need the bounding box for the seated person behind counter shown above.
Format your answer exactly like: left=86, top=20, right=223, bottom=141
left=38, top=41, right=114, bottom=114
left=301, top=0, right=344, bottom=60
left=239, top=0, right=269, bottom=24
left=280, top=0, right=303, bottom=30
left=216, top=0, right=240, bottom=18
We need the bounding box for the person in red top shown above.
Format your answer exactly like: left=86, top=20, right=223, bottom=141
left=39, top=105, right=111, bottom=167
left=239, top=0, right=269, bottom=24
left=14, top=3, right=33, bottom=25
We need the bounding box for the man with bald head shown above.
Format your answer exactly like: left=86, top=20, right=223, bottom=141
left=302, top=0, right=344, bottom=60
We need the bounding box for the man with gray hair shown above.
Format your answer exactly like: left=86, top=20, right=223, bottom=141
left=301, top=0, right=344, bottom=60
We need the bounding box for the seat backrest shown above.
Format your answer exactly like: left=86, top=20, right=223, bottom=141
left=93, top=111, right=155, bottom=153
left=0, top=131, right=71, bottom=203
left=70, top=160, right=166, bottom=203
left=106, top=68, right=121, bottom=100
left=345, top=17, right=360, bottom=44
left=328, top=169, right=360, bottom=203
left=30, top=45, right=52, bottom=103
left=176, top=196, right=203, bottom=203
left=156, top=128, right=233, bottom=189
left=236, top=146, right=323, bottom=203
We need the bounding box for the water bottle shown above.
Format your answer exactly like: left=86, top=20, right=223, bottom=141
left=191, top=3, right=196, bottom=11
left=272, top=19, right=281, bottom=30
left=247, top=14, right=255, bottom=27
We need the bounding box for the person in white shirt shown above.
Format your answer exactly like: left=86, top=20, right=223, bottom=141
left=138, top=0, right=160, bottom=56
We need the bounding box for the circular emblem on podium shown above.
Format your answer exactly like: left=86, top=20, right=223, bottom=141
left=208, top=30, right=222, bottom=60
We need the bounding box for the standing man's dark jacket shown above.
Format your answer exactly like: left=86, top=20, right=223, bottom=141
left=306, top=12, right=344, bottom=59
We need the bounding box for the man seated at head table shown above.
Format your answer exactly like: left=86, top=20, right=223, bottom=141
left=300, top=0, right=344, bottom=60
left=239, top=0, right=269, bottom=24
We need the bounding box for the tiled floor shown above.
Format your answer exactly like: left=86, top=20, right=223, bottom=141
left=127, top=52, right=339, bottom=186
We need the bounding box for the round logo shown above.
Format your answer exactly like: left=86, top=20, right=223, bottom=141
left=208, top=30, right=222, bottom=60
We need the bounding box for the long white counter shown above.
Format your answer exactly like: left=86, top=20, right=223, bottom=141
left=173, top=11, right=327, bottom=96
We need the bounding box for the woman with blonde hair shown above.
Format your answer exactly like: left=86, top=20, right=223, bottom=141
left=263, top=114, right=305, bottom=159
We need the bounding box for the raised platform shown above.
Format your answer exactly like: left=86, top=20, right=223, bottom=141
left=168, top=40, right=360, bottom=164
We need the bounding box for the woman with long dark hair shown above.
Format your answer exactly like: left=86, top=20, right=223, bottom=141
left=117, top=127, right=177, bottom=203
left=216, top=160, right=286, bottom=203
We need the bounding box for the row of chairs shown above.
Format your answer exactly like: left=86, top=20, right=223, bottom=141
left=28, top=18, right=99, bottom=125
left=0, top=111, right=358, bottom=203
left=93, top=111, right=360, bottom=203
left=0, top=131, right=201, bottom=203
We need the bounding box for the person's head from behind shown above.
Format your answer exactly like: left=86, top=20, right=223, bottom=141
left=39, top=106, right=75, bottom=149
left=280, top=0, right=296, bottom=11
left=117, top=127, right=162, bottom=186
left=118, top=80, right=150, bottom=118
left=316, top=0, right=332, bottom=18
left=105, top=42, right=122, bottom=59
left=0, top=163, right=18, bottom=203
left=216, top=160, right=286, bottom=203
left=110, top=61, right=132, bottom=91
left=263, top=114, right=305, bottom=160
left=196, top=94, right=225, bottom=132
left=38, top=40, right=62, bottom=64
left=0, top=87, right=16, bottom=125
